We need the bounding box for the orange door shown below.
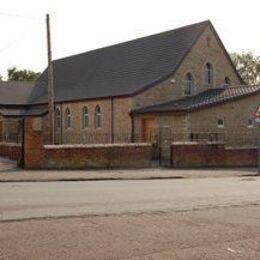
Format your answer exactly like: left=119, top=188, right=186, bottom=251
left=142, top=118, right=155, bottom=142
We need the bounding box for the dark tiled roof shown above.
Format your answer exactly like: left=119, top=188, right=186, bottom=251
left=0, top=81, right=35, bottom=105
left=0, top=105, right=48, bottom=117
left=132, top=85, right=260, bottom=114
left=29, top=20, right=210, bottom=104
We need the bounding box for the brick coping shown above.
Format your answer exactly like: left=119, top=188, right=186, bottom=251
left=0, top=142, right=21, bottom=147
left=172, top=141, right=224, bottom=145
left=44, top=143, right=151, bottom=149
left=225, top=146, right=257, bottom=150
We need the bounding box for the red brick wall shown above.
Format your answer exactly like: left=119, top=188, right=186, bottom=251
left=0, top=143, right=21, bottom=161
left=171, top=142, right=257, bottom=168
left=23, top=118, right=45, bottom=169
left=43, top=144, right=152, bottom=169
left=22, top=117, right=152, bottom=169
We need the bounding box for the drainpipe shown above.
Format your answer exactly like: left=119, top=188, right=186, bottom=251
left=111, top=98, right=114, bottom=143
left=130, top=113, right=135, bottom=143
left=20, top=118, right=25, bottom=168
left=60, top=103, right=63, bottom=144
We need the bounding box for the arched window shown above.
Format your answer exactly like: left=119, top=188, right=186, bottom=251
left=223, top=77, right=231, bottom=87
left=82, top=106, right=89, bottom=129
left=183, top=73, right=194, bottom=96
left=65, top=108, right=72, bottom=129
left=205, top=62, right=213, bottom=84
left=54, top=108, right=61, bottom=129
left=95, top=105, right=102, bottom=129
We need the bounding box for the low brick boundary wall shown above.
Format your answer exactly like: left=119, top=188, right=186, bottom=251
left=0, top=143, right=21, bottom=161
left=171, top=142, right=257, bottom=168
left=43, top=143, right=152, bottom=169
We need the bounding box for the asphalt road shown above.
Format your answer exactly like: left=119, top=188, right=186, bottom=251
left=0, top=176, right=260, bottom=221
left=1, top=205, right=260, bottom=259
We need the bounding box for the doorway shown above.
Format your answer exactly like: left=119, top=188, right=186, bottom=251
left=142, top=118, right=155, bottom=142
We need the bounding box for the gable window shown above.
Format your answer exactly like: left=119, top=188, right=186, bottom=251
left=217, top=118, right=224, bottom=128
left=223, top=77, right=231, bottom=87
left=95, top=105, right=102, bottom=129
left=183, top=73, right=194, bottom=96
left=205, top=62, right=213, bottom=85
left=65, top=108, right=72, bottom=129
left=82, top=107, right=89, bottom=129
left=54, top=108, right=61, bottom=129
left=248, top=118, right=255, bottom=128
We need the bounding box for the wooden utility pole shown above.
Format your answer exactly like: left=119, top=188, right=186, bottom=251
left=256, top=119, right=260, bottom=175
left=255, top=105, right=260, bottom=175
left=46, top=13, right=54, bottom=144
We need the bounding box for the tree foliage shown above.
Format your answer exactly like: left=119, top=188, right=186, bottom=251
left=230, top=52, right=260, bottom=85
left=7, top=66, right=41, bottom=81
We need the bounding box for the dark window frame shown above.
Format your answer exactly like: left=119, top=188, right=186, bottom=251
left=95, top=105, right=102, bottom=129
left=183, top=72, right=194, bottom=96
left=82, top=106, right=89, bottom=129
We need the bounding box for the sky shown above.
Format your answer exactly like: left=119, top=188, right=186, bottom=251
left=0, top=0, right=259, bottom=79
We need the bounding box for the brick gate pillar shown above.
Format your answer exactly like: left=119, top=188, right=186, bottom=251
left=23, top=117, right=44, bottom=169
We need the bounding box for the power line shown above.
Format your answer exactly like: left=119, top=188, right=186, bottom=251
left=0, top=12, right=44, bottom=21
left=0, top=28, right=37, bottom=54
left=0, top=12, right=45, bottom=54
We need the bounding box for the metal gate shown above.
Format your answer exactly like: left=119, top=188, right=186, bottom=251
left=149, top=128, right=173, bottom=167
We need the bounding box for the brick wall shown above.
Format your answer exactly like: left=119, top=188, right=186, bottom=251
left=133, top=25, right=241, bottom=109
left=188, top=94, right=259, bottom=141
left=171, top=142, right=257, bottom=168
left=23, top=117, right=45, bottom=169
left=22, top=117, right=152, bottom=169
left=0, top=143, right=21, bottom=161
left=46, top=97, right=133, bottom=144
left=133, top=93, right=260, bottom=144
left=43, top=143, right=152, bottom=169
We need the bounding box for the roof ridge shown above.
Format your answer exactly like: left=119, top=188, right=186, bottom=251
left=54, top=20, right=210, bottom=63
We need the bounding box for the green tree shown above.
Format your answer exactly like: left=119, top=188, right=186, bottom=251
left=230, top=52, right=260, bottom=85
left=7, top=66, right=41, bottom=81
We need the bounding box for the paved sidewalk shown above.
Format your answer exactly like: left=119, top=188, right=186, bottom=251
left=0, top=157, right=258, bottom=182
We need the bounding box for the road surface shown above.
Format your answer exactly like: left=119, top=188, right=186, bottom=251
left=0, top=176, right=259, bottom=221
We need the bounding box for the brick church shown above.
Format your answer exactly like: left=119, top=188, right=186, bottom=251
left=0, top=20, right=259, bottom=145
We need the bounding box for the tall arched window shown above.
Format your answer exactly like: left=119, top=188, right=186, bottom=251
left=205, top=62, right=213, bottom=84
left=223, top=77, right=231, bottom=87
left=183, top=73, right=194, bottom=96
left=95, top=105, right=102, bottom=129
left=82, top=106, right=89, bottom=129
left=54, top=108, right=61, bottom=129
left=65, top=108, right=72, bottom=129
